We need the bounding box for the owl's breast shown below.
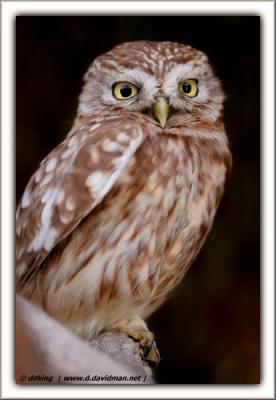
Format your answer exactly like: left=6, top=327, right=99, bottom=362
left=37, top=133, right=229, bottom=328
left=95, top=133, right=228, bottom=301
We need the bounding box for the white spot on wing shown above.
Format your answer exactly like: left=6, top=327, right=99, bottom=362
left=60, top=213, right=70, bottom=225
left=86, top=171, right=107, bottom=197
left=27, top=226, right=58, bottom=252
left=46, top=158, right=57, bottom=173
left=117, top=132, right=130, bottom=143
left=41, top=188, right=53, bottom=204
left=41, top=194, right=55, bottom=226
left=102, top=141, right=122, bottom=153
left=43, top=227, right=58, bottom=251
left=90, top=148, right=100, bottom=163
left=35, top=169, right=43, bottom=183
left=41, top=188, right=59, bottom=227
left=21, top=191, right=31, bottom=208
left=56, top=190, right=65, bottom=205
left=27, top=188, right=61, bottom=253
left=39, top=174, right=52, bottom=187
left=66, top=197, right=76, bottom=211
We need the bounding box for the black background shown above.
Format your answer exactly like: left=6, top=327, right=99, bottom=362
left=16, top=16, right=260, bottom=384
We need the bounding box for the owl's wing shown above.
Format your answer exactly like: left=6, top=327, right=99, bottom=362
left=16, top=118, right=146, bottom=287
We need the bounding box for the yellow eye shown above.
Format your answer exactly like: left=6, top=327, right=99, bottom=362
left=113, top=82, right=139, bottom=100
left=179, top=79, right=198, bottom=97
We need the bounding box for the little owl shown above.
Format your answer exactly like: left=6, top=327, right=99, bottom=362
left=16, top=41, right=231, bottom=364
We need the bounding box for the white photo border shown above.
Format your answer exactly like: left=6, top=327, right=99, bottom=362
left=1, top=1, right=274, bottom=399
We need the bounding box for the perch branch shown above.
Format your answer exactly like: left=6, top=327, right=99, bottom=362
left=16, top=295, right=154, bottom=384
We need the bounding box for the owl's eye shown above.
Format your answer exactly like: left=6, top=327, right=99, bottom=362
left=112, top=82, right=139, bottom=100
left=179, top=79, right=198, bottom=98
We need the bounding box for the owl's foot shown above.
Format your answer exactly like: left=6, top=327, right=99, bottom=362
left=111, top=316, right=160, bottom=366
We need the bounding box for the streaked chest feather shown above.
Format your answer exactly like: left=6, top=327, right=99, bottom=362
left=38, top=133, right=228, bottom=323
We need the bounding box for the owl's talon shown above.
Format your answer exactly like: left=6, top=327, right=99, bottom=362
left=112, top=320, right=160, bottom=366
left=144, top=339, right=155, bottom=355
left=142, top=339, right=160, bottom=366
left=129, top=331, right=160, bottom=366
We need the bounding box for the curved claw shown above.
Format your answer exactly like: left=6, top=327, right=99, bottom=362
left=141, top=339, right=161, bottom=366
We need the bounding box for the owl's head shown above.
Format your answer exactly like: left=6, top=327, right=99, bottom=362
left=76, top=41, right=225, bottom=129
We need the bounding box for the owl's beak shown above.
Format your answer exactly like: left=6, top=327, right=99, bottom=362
left=153, top=97, right=170, bottom=128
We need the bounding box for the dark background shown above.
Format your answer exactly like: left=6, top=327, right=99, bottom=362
left=16, top=16, right=260, bottom=384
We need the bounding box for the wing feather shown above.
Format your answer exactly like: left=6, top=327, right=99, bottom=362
left=16, top=117, right=146, bottom=286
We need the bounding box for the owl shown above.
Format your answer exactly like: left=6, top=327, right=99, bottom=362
left=16, top=41, right=231, bottom=364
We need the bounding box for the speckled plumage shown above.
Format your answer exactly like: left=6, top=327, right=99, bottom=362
left=16, top=41, right=231, bottom=340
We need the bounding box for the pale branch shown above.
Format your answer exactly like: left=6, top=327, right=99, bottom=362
left=16, top=295, right=154, bottom=384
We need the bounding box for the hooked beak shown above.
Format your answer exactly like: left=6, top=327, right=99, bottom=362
left=152, top=97, right=170, bottom=128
